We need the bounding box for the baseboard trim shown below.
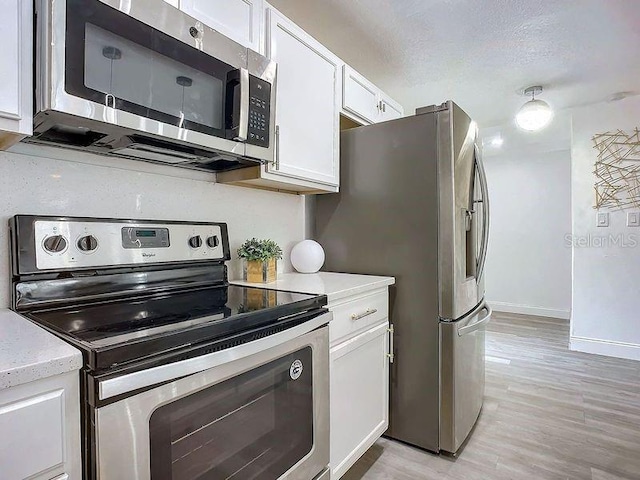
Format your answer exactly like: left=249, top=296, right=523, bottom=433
left=488, top=301, right=570, bottom=320
left=570, top=336, right=640, bottom=361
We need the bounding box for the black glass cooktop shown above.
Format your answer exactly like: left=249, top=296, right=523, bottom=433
left=25, top=285, right=326, bottom=371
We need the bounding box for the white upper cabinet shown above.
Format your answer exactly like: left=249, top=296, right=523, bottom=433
left=342, top=66, right=380, bottom=125
left=265, top=6, right=341, bottom=188
left=379, top=92, right=404, bottom=122
left=342, top=65, right=404, bottom=125
left=0, top=0, right=32, bottom=149
left=180, top=0, right=264, bottom=52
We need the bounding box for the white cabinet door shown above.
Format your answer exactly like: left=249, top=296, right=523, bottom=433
left=265, top=7, right=340, bottom=187
left=180, top=0, right=264, bottom=52
left=342, top=66, right=379, bottom=125
left=379, top=92, right=404, bottom=122
left=0, top=0, right=32, bottom=148
left=0, top=371, right=81, bottom=480
left=0, top=390, right=64, bottom=480
left=330, top=321, right=389, bottom=479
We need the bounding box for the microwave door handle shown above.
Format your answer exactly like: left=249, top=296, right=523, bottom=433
left=234, top=68, right=249, bottom=142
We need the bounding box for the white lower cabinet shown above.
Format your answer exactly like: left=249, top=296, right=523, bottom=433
left=329, top=288, right=391, bottom=479
left=330, top=321, right=389, bottom=479
left=0, top=372, right=81, bottom=480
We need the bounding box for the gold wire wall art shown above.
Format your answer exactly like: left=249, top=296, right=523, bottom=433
left=592, top=128, right=640, bottom=209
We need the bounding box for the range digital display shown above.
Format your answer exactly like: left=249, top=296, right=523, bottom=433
left=122, top=227, right=170, bottom=249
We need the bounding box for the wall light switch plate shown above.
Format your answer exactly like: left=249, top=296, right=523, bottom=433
left=596, top=212, right=610, bottom=227
left=627, top=212, right=640, bottom=227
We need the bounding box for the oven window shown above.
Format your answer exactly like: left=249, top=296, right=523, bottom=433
left=149, top=347, right=313, bottom=480
left=65, top=0, right=238, bottom=138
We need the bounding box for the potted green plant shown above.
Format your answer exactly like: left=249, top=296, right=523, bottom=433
left=238, top=238, right=283, bottom=283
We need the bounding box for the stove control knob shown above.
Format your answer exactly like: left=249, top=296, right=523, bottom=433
left=43, top=235, right=67, bottom=253
left=206, top=235, right=219, bottom=248
left=188, top=235, right=202, bottom=248
left=77, top=235, right=98, bottom=252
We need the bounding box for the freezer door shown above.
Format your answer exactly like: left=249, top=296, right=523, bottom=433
left=439, top=302, right=492, bottom=453
left=437, top=101, right=489, bottom=320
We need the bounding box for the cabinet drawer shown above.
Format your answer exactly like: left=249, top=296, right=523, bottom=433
left=0, top=390, right=65, bottom=480
left=330, top=290, right=388, bottom=344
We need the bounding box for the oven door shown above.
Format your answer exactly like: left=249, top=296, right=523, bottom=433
left=37, top=0, right=274, bottom=158
left=93, top=316, right=330, bottom=480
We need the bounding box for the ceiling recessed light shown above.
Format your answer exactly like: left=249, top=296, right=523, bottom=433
left=490, top=137, right=504, bottom=147
left=516, top=86, right=553, bottom=131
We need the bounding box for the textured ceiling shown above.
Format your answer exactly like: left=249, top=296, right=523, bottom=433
left=268, top=0, right=640, bottom=133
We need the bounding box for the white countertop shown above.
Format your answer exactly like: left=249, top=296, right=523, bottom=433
left=232, top=271, right=395, bottom=303
left=0, top=309, right=82, bottom=390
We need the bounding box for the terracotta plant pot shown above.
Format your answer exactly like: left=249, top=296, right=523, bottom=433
left=244, top=258, right=277, bottom=283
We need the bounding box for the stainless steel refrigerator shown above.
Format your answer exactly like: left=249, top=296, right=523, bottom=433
left=315, top=101, right=492, bottom=454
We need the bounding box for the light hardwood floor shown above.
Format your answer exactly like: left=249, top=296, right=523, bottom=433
left=342, top=312, right=640, bottom=480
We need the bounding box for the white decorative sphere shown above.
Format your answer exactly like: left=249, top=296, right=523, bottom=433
left=291, top=240, right=325, bottom=273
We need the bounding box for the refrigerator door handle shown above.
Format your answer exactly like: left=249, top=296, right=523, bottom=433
left=475, top=144, right=490, bottom=280
left=458, top=304, right=492, bottom=336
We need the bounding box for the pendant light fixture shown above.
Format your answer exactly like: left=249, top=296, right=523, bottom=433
left=515, top=86, right=553, bottom=131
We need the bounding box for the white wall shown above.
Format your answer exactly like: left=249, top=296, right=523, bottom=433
left=483, top=149, right=572, bottom=319
left=571, top=96, right=640, bottom=360
left=0, top=144, right=305, bottom=308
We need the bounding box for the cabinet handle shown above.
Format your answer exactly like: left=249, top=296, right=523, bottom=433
left=387, top=324, right=395, bottom=363
left=377, top=100, right=382, bottom=111
left=382, top=102, right=386, bottom=113
left=350, top=308, right=377, bottom=321
left=275, top=124, right=280, bottom=170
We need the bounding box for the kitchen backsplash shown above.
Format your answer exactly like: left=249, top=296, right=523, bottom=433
left=0, top=144, right=305, bottom=308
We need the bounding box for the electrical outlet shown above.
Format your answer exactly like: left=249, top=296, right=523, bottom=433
left=596, top=212, right=609, bottom=227
left=627, top=212, right=640, bottom=227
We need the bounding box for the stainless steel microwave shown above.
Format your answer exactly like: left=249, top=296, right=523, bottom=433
left=30, top=0, right=276, bottom=172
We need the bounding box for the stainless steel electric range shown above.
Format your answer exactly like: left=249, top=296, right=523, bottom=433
left=9, top=215, right=331, bottom=480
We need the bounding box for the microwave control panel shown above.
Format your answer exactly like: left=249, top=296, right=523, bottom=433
left=247, top=75, right=271, bottom=148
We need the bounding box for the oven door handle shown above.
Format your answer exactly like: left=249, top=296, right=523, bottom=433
left=98, top=311, right=332, bottom=401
